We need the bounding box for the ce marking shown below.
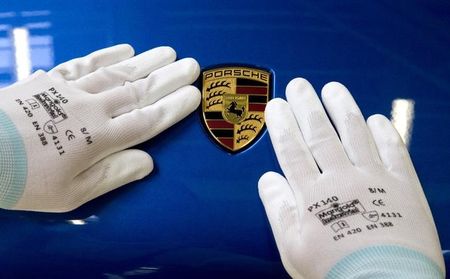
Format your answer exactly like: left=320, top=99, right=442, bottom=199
left=372, top=199, right=385, bottom=207
left=65, top=130, right=76, bottom=141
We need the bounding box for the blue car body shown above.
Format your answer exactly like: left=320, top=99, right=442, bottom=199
left=0, top=1, right=449, bottom=278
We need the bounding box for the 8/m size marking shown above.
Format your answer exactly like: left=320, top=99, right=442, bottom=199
left=368, top=188, right=386, bottom=194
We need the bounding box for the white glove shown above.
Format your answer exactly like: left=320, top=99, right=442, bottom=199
left=259, top=78, right=445, bottom=278
left=0, top=44, right=200, bottom=212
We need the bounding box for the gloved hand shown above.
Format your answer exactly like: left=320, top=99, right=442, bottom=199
left=259, top=78, right=445, bottom=278
left=0, top=44, right=200, bottom=212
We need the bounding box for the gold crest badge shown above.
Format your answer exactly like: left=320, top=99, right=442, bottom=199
left=201, top=66, right=271, bottom=152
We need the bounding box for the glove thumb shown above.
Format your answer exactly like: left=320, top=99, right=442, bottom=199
left=71, top=149, right=153, bottom=210
left=258, top=171, right=305, bottom=279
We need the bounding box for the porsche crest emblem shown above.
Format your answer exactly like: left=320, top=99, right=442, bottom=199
left=201, top=66, right=271, bottom=153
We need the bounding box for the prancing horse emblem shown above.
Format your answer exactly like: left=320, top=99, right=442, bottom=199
left=227, top=101, right=245, bottom=118
left=201, top=65, right=272, bottom=153
left=223, top=94, right=248, bottom=124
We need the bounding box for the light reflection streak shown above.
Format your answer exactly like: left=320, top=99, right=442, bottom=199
left=391, top=99, right=415, bottom=147
left=68, top=219, right=86, bottom=225
left=67, top=215, right=99, bottom=226
left=12, top=27, right=31, bottom=80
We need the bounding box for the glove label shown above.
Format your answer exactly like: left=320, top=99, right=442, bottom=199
left=33, top=88, right=68, bottom=123
left=12, top=83, right=93, bottom=157
left=307, top=188, right=407, bottom=242
left=316, top=199, right=364, bottom=225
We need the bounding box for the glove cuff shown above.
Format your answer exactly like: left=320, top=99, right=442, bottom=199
left=325, top=245, right=444, bottom=279
left=0, top=109, right=27, bottom=209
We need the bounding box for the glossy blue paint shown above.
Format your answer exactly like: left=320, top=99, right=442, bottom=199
left=0, top=1, right=449, bottom=278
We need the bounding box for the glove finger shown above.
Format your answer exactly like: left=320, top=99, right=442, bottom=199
left=367, top=114, right=436, bottom=221
left=108, top=85, right=200, bottom=150
left=102, top=58, right=200, bottom=118
left=265, top=98, right=320, bottom=186
left=71, top=149, right=153, bottom=211
left=286, top=78, right=351, bottom=172
left=321, top=82, right=382, bottom=167
left=258, top=171, right=304, bottom=279
left=49, top=44, right=135, bottom=81
left=71, top=46, right=176, bottom=93
left=367, top=114, right=416, bottom=176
